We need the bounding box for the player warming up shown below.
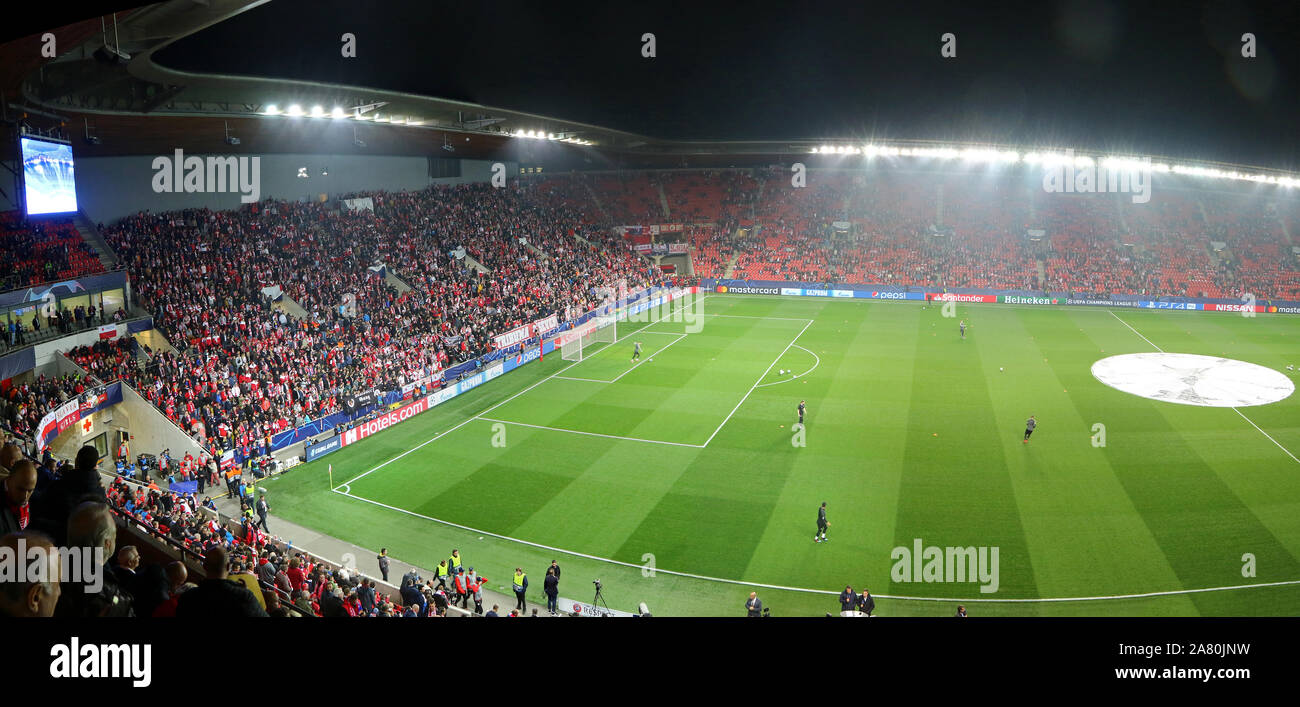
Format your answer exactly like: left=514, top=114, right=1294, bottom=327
left=815, top=502, right=829, bottom=543
left=1023, top=415, right=1036, bottom=443
left=959, top=319, right=967, bottom=340
left=631, top=341, right=642, bottom=362
left=798, top=400, right=807, bottom=425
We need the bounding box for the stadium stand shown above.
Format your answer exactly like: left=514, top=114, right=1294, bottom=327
left=0, top=211, right=104, bottom=290
left=86, top=183, right=653, bottom=466
left=556, top=168, right=1298, bottom=300
left=3, top=164, right=1298, bottom=622
left=8, top=167, right=1299, bottom=480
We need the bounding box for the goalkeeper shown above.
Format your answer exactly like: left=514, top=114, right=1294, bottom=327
left=631, top=341, right=642, bottom=362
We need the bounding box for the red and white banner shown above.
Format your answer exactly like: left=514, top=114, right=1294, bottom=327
left=495, top=314, right=560, bottom=350
left=493, top=322, right=534, bottom=350
left=97, top=324, right=116, bottom=340
left=533, top=313, right=559, bottom=336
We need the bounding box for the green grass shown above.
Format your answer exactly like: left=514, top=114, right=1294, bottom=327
left=263, top=294, right=1300, bottom=616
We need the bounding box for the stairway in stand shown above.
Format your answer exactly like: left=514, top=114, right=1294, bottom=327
left=73, top=210, right=118, bottom=270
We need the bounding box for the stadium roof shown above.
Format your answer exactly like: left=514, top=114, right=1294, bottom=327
left=2, top=0, right=1297, bottom=188
left=3, top=1, right=638, bottom=159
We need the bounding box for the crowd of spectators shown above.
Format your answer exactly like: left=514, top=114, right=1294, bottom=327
left=579, top=168, right=1300, bottom=299
left=90, top=183, right=654, bottom=466
left=65, top=335, right=143, bottom=385
left=7, top=170, right=1299, bottom=484
left=0, top=435, right=514, bottom=618
left=1, top=373, right=95, bottom=443
left=0, top=212, right=104, bottom=291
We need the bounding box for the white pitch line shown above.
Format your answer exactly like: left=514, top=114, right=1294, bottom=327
left=1232, top=408, right=1300, bottom=465
left=703, top=313, right=815, bottom=322
left=553, top=375, right=617, bottom=383
left=1107, top=310, right=1165, bottom=352
left=332, top=486, right=1300, bottom=603
left=755, top=344, right=822, bottom=388
left=476, top=416, right=703, bottom=448
left=608, top=333, right=688, bottom=383
left=701, top=318, right=815, bottom=448
left=1108, top=309, right=1300, bottom=465
left=339, top=292, right=704, bottom=488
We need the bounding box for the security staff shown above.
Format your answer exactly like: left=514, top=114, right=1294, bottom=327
left=512, top=567, right=528, bottom=611
left=448, top=549, right=463, bottom=574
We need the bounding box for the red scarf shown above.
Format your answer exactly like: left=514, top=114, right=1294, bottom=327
left=8, top=501, right=28, bottom=530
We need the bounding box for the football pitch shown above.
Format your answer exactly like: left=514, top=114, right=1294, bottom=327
left=265, top=293, right=1300, bottom=616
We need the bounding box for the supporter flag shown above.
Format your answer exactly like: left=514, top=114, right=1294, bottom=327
left=97, top=324, right=115, bottom=340
left=171, top=480, right=198, bottom=495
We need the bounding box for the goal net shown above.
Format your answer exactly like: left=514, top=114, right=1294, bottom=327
left=561, top=315, right=617, bottom=362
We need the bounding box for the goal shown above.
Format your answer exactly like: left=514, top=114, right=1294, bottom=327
left=562, top=315, right=617, bottom=362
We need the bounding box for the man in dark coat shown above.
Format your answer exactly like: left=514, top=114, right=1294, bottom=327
left=54, top=502, right=134, bottom=617
left=255, top=494, right=270, bottom=532
left=857, top=589, right=875, bottom=617
left=839, top=585, right=857, bottom=613
left=357, top=578, right=377, bottom=614
left=112, top=545, right=169, bottom=618
left=176, top=545, right=268, bottom=617
left=543, top=567, right=560, bottom=616
left=33, top=446, right=106, bottom=545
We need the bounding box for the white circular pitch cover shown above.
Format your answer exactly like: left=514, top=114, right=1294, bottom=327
left=1091, top=353, right=1294, bottom=407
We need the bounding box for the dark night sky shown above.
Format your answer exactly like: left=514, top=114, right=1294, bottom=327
left=21, top=0, right=1300, bottom=169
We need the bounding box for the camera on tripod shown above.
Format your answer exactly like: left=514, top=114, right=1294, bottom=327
left=590, top=579, right=610, bottom=610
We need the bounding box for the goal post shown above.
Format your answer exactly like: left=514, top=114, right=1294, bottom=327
left=592, top=314, right=617, bottom=345
left=562, top=315, right=617, bottom=362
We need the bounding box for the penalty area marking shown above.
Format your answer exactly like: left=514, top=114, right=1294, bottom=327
left=755, top=344, right=821, bottom=388
left=701, top=318, right=815, bottom=447
left=336, top=293, right=704, bottom=489
left=332, top=485, right=1300, bottom=603
left=554, top=332, right=689, bottom=385
left=485, top=319, right=813, bottom=449
left=476, top=416, right=704, bottom=448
